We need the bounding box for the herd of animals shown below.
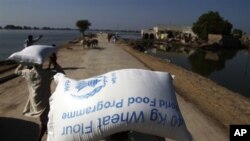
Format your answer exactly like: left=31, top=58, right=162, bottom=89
left=80, top=38, right=99, bottom=48
left=79, top=33, right=118, bottom=48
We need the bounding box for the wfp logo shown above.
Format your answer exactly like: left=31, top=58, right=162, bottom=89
left=71, top=76, right=107, bottom=99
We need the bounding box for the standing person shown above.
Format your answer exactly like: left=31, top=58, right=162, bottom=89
left=107, top=33, right=113, bottom=42
left=80, top=39, right=86, bottom=48
left=24, top=35, right=43, bottom=47
left=15, top=63, right=64, bottom=141
left=47, top=44, right=58, bottom=69
left=111, top=35, right=117, bottom=43
left=47, top=52, right=57, bottom=69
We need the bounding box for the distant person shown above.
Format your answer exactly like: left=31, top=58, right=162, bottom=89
left=115, top=32, right=118, bottom=38
left=80, top=39, right=85, bottom=48
left=47, top=52, right=58, bottom=69
left=47, top=44, right=59, bottom=69
left=24, top=35, right=43, bottom=47
left=15, top=62, right=64, bottom=141
left=107, top=33, right=113, bottom=42
left=111, top=35, right=117, bottom=43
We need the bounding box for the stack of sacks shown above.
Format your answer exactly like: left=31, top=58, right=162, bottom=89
left=48, top=69, right=192, bottom=141
left=8, top=45, right=56, bottom=65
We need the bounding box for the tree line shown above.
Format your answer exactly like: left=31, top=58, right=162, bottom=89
left=1, top=25, right=73, bottom=30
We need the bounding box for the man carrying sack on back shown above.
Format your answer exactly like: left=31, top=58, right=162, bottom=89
left=15, top=62, right=64, bottom=141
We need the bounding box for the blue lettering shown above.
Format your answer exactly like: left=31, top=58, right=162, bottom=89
left=128, top=97, right=157, bottom=107
left=158, top=113, right=167, bottom=125
left=76, top=110, right=85, bottom=117
left=129, top=111, right=144, bottom=123
left=73, top=124, right=81, bottom=133
left=121, top=112, right=129, bottom=122
left=171, top=115, right=177, bottom=127
left=62, top=110, right=86, bottom=120
left=104, top=101, right=111, bottom=108
left=99, top=111, right=144, bottom=127
left=112, top=73, right=117, bottom=84
left=97, top=101, right=103, bottom=111
left=98, top=118, right=101, bottom=128
left=128, top=97, right=134, bottom=106
left=85, top=121, right=93, bottom=134
left=61, top=125, right=72, bottom=135
left=62, top=113, right=66, bottom=119
left=150, top=108, right=168, bottom=125
left=150, top=98, right=156, bottom=107
left=159, top=100, right=165, bottom=107
left=159, top=100, right=180, bottom=111
left=111, top=114, right=120, bottom=124
left=67, top=111, right=76, bottom=119
left=103, top=115, right=111, bottom=126
left=135, top=97, right=142, bottom=103
left=178, top=118, right=184, bottom=127
left=64, top=80, right=70, bottom=92
left=116, top=99, right=123, bottom=108
left=150, top=109, right=158, bottom=121
left=86, top=106, right=96, bottom=114
left=143, top=97, right=149, bottom=103
left=62, top=99, right=124, bottom=120
left=61, top=122, right=93, bottom=135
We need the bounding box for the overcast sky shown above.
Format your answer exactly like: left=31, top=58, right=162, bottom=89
left=1, top=0, right=250, bottom=32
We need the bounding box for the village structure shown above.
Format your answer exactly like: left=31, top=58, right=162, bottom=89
left=141, top=25, right=249, bottom=49
left=141, top=25, right=197, bottom=44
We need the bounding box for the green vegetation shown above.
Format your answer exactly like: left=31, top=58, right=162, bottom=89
left=76, top=20, right=91, bottom=36
left=232, top=29, right=243, bottom=38
left=192, top=11, right=232, bottom=40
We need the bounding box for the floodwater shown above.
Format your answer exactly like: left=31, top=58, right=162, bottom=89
left=147, top=45, right=250, bottom=98
left=0, top=29, right=80, bottom=60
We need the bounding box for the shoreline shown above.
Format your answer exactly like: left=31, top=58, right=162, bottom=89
left=118, top=41, right=250, bottom=131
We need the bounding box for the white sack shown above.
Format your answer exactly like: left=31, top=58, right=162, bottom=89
left=48, top=69, right=192, bottom=141
left=8, top=45, right=56, bottom=65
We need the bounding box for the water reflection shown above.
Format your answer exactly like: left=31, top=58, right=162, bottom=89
left=147, top=45, right=250, bottom=97
left=188, top=49, right=238, bottom=76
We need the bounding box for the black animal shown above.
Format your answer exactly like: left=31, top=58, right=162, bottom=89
left=81, top=39, right=98, bottom=48
left=91, top=39, right=98, bottom=47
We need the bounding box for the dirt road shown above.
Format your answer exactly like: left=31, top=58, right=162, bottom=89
left=0, top=34, right=228, bottom=141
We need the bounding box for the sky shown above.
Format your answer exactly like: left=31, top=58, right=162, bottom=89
left=0, top=0, right=250, bottom=32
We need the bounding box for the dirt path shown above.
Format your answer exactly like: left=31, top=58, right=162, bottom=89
left=0, top=34, right=231, bottom=141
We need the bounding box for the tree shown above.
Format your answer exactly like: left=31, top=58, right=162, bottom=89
left=76, top=20, right=91, bottom=36
left=192, top=11, right=233, bottom=40
left=232, top=29, right=243, bottom=38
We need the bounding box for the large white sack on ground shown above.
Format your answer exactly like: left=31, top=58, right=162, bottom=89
left=7, top=45, right=56, bottom=65
left=48, top=69, right=192, bottom=141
